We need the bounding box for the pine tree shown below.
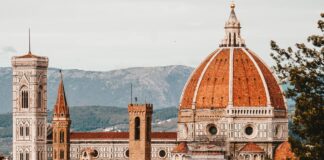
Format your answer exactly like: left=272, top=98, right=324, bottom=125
left=270, top=13, right=324, bottom=159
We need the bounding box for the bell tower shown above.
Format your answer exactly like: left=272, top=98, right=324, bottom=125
left=128, top=103, right=153, bottom=160
left=12, top=30, right=49, bottom=160
left=52, top=71, right=71, bottom=160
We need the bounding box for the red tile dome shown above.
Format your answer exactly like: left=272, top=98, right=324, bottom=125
left=179, top=5, right=285, bottom=111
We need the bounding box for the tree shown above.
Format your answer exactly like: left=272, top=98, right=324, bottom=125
left=270, top=13, right=324, bottom=159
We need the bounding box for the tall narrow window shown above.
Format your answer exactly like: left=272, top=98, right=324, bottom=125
left=54, top=150, right=56, bottom=159
left=20, top=126, right=24, bottom=136
left=234, top=33, right=236, bottom=46
left=135, top=117, right=140, bottom=140
left=20, top=153, right=23, bottom=160
left=60, top=150, right=64, bottom=159
left=40, top=126, right=42, bottom=136
left=38, top=151, right=43, bottom=160
left=21, top=87, right=29, bottom=109
left=54, top=131, right=57, bottom=143
left=25, top=127, right=29, bottom=136
left=60, top=131, right=64, bottom=143
left=26, top=153, right=29, bottom=160
left=228, top=33, right=231, bottom=46
left=37, top=86, right=42, bottom=108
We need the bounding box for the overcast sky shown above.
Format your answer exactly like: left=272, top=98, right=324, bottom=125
left=0, top=0, right=323, bottom=71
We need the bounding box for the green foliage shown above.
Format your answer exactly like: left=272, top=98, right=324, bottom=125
left=270, top=13, right=324, bottom=160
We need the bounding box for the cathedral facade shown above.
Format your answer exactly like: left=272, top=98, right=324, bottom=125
left=12, top=3, right=292, bottom=160
left=173, top=3, right=288, bottom=160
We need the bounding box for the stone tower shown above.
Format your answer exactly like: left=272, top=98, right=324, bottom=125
left=12, top=40, right=49, bottom=159
left=128, top=103, right=153, bottom=160
left=52, top=71, right=71, bottom=160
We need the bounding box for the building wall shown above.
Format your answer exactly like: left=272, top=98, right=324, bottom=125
left=47, top=140, right=176, bottom=160
left=177, top=108, right=288, bottom=159
left=12, top=56, right=48, bottom=160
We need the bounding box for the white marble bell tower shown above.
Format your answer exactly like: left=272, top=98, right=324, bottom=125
left=12, top=31, right=49, bottom=160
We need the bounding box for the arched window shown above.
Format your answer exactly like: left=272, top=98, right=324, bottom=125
left=228, top=33, right=231, bottom=46
left=20, top=126, right=24, bottom=136
left=40, top=125, right=43, bottom=136
left=37, top=151, right=41, bottom=160
left=20, top=153, right=23, bottom=160
left=37, top=126, right=40, bottom=136
left=135, top=117, right=140, bottom=140
left=26, top=153, right=29, bottom=160
left=234, top=33, right=237, bottom=46
left=25, top=127, right=29, bottom=136
left=60, top=131, right=64, bottom=143
left=37, top=86, right=42, bottom=108
left=21, top=87, right=29, bottom=109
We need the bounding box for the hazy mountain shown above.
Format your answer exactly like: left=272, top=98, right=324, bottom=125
left=0, top=65, right=194, bottom=113
left=0, top=106, right=178, bottom=138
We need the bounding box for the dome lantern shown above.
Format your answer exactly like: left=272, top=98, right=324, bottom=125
left=220, top=2, right=246, bottom=47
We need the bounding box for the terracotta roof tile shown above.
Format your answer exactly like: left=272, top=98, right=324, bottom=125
left=180, top=49, right=217, bottom=109
left=179, top=47, right=286, bottom=110
left=172, top=142, right=188, bottom=153
left=240, top=142, right=264, bottom=153
left=249, top=50, right=286, bottom=110
left=190, top=151, right=223, bottom=155
left=195, top=49, right=230, bottom=108
left=233, top=48, right=267, bottom=107
left=15, top=52, right=41, bottom=59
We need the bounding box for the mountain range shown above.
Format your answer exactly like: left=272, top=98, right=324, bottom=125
left=0, top=65, right=193, bottom=113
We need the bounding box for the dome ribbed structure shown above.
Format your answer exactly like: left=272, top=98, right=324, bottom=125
left=179, top=4, right=285, bottom=111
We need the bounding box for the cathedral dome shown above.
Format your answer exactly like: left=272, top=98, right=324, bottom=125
left=179, top=4, right=285, bottom=111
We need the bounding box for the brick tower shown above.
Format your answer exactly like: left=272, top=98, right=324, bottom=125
left=52, top=71, right=71, bottom=160
left=128, top=103, right=153, bottom=160
left=12, top=31, right=49, bottom=160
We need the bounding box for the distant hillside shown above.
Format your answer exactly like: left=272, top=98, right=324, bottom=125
left=0, top=65, right=193, bottom=113
left=0, top=106, right=178, bottom=138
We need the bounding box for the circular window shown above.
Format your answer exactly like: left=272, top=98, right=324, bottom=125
left=206, top=124, right=217, bottom=135
left=209, top=126, right=217, bottom=135
left=125, top=149, right=129, bottom=158
left=245, top=126, right=253, bottom=135
left=91, top=150, right=98, bottom=158
left=159, top=150, right=166, bottom=158
left=243, top=124, right=258, bottom=139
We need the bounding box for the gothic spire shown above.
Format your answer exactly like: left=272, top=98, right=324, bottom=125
left=54, top=70, right=69, bottom=116
left=220, top=2, right=245, bottom=47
